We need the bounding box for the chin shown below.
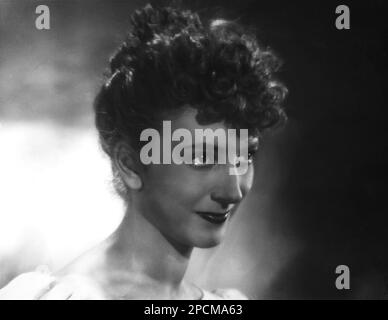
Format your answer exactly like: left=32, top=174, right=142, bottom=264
left=189, top=232, right=224, bottom=248
left=195, top=240, right=222, bottom=249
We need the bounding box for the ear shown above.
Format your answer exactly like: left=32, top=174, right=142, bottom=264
left=113, top=141, right=143, bottom=190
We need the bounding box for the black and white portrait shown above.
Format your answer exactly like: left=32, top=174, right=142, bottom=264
left=0, top=0, right=387, bottom=301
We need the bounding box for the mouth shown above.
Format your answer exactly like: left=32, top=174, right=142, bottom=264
left=195, top=211, right=230, bottom=225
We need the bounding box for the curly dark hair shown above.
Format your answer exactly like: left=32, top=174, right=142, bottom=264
left=94, top=3, right=287, bottom=160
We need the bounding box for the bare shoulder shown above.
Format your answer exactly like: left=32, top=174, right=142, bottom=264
left=53, top=245, right=147, bottom=299
left=53, top=242, right=113, bottom=299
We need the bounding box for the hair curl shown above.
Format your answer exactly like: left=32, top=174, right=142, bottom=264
left=94, top=3, right=287, bottom=161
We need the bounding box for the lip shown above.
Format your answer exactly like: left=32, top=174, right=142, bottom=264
left=195, top=211, right=230, bottom=224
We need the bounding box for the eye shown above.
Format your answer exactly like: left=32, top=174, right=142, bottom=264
left=192, top=154, right=215, bottom=168
left=247, top=151, right=256, bottom=165
left=237, top=150, right=256, bottom=167
left=188, top=145, right=218, bottom=169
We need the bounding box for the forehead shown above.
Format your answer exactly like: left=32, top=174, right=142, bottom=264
left=165, top=106, right=259, bottom=147
left=169, top=106, right=225, bottom=132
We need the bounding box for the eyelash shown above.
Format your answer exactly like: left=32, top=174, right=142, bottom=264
left=191, top=150, right=257, bottom=168
left=191, top=153, right=214, bottom=168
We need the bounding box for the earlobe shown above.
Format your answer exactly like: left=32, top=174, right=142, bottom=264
left=114, top=142, right=143, bottom=191
left=121, top=170, right=142, bottom=190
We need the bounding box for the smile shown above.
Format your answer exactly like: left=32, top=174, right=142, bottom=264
left=195, top=211, right=230, bottom=224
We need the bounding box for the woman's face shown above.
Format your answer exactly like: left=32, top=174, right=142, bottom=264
left=136, top=107, right=257, bottom=249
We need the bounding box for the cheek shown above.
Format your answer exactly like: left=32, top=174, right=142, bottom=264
left=143, top=164, right=208, bottom=206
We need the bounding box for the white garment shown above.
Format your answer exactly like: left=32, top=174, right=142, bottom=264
left=200, top=288, right=249, bottom=300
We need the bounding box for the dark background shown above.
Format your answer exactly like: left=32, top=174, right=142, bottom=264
left=223, top=0, right=388, bottom=299
left=1, top=0, right=387, bottom=299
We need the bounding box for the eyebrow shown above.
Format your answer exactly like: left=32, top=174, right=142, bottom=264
left=181, top=136, right=260, bottom=147
left=179, top=140, right=219, bottom=148
left=175, top=133, right=259, bottom=153
left=184, top=140, right=259, bottom=155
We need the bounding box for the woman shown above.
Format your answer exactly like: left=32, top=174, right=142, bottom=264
left=0, top=4, right=287, bottom=300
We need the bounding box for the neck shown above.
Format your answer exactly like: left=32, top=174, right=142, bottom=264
left=106, top=201, right=193, bottom=292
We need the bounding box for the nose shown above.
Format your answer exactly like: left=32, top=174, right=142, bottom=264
left=210, top=171, right=245, bottom=209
